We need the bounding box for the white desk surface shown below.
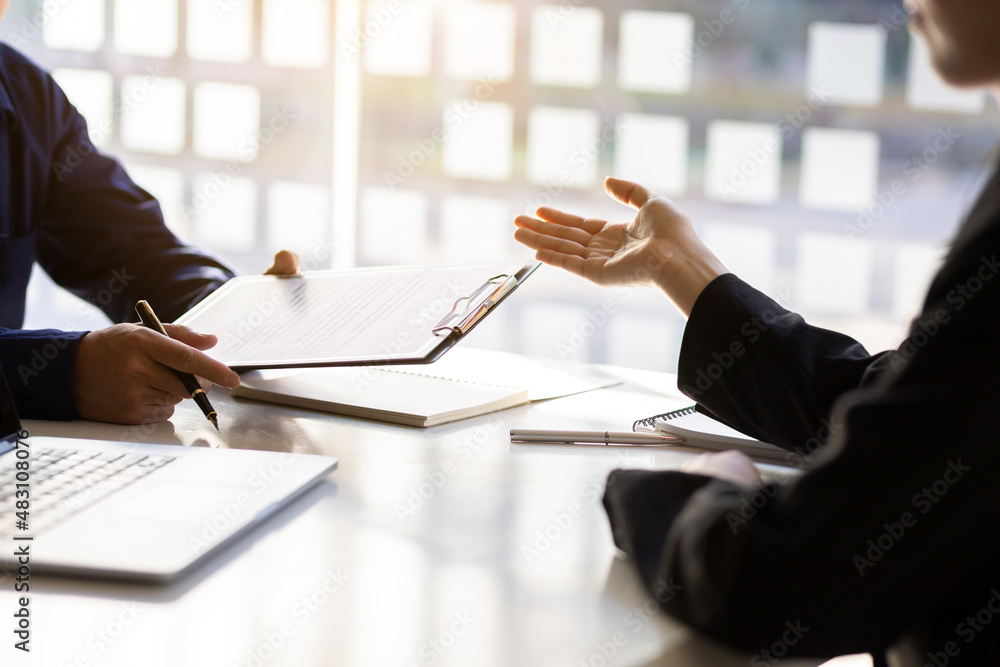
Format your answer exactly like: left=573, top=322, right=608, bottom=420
left=2, top=362, right=870, bottom=667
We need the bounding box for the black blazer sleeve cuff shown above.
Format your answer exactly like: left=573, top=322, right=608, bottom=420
left=677, top=273, right=875, bottom=450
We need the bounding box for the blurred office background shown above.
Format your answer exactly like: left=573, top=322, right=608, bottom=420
left=6, top=0, right=998, bottom=373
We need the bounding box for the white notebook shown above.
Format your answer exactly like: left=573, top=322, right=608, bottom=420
left=235, top=366, right=528, bottom=428
left=233, top=348, right=620, bottom=428
left=634, top=406, right=790, bottom=464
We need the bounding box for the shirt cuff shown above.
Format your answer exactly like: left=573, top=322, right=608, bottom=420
left=676, top=273, right=769, bottom=397
left=0, top=329, right=87, bottom=421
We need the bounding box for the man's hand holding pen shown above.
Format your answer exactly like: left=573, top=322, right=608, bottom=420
left=71, top=322, right=239, bottom=425
left=70, top=250, right=302, bottom=426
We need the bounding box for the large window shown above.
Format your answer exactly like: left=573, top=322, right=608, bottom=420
left=9, top=0, right=998, bottom=372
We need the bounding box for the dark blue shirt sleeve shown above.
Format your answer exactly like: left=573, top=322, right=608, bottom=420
left=36, top=70, right=234, bottom=325
left=0, top=45, right=236, bottom=421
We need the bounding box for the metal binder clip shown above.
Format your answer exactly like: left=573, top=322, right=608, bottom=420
left=432, top=274, right=519, bottom=336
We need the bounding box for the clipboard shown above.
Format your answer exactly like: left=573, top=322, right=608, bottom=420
left=175, top=260, right=540, bottom=371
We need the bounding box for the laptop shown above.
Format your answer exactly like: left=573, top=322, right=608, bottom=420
left=0, top=367, right=337, bottom=582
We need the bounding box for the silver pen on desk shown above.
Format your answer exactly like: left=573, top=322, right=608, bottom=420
left=510, top=429, right=684, bottom=446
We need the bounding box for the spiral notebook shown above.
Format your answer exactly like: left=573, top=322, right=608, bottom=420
left=633, top=405, right=790, bottom=463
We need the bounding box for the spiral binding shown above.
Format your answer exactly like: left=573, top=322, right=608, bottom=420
left=632, top=405, right=697, bottom=432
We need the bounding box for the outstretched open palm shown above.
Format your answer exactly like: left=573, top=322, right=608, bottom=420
left=514, top=177, right=727, bottom=315
left=515, top=177, right=698, bottom=286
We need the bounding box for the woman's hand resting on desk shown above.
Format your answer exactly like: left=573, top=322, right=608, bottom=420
left=681, top=450, right=764, bottom=490
left=514, top=177, right=728, bottom=318
left=72, top=250, right=302, bottom=425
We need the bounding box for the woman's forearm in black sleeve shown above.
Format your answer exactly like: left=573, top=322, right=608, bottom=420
left=677, top=273, right=885, bottom=450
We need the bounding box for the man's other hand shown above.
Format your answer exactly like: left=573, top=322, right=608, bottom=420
left=71, top=323, right=240, bottom=424
left=264, top=250, right=301, bottom=276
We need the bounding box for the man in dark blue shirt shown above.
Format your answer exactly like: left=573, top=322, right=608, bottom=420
left=0, top=31, right=298, bottom=424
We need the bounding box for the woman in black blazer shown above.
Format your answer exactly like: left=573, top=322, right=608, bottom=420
left=515, top=2, right=1000, bottom=664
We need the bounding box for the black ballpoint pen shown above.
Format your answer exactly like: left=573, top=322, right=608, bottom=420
left=135, top=300, right=220, bottom=431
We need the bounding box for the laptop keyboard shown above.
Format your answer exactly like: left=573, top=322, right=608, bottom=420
left=0, top=449, right=175, bottom=537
